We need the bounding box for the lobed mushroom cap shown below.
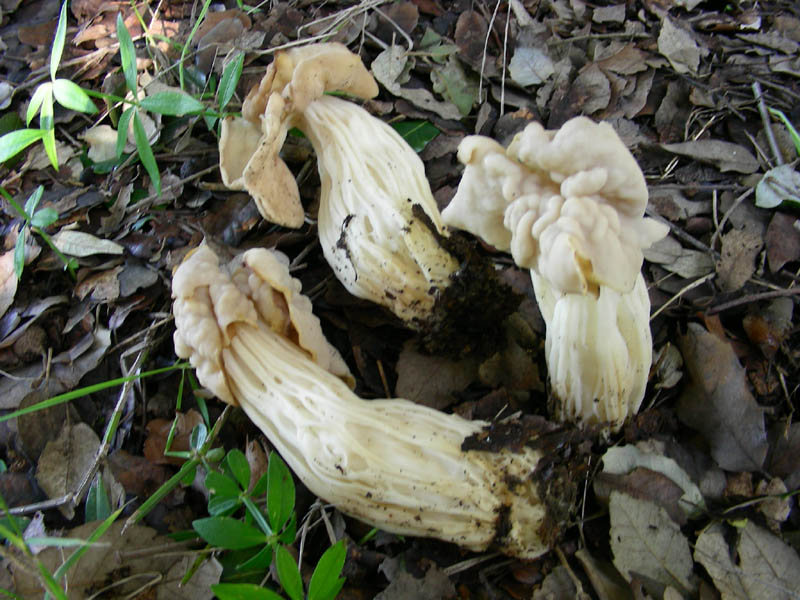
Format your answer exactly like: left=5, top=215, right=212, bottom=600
left=443, top=117, right=668, bottom=295
left=218, top=43, right=379, bottom=228
left=172, top=244, right=353, bottom=404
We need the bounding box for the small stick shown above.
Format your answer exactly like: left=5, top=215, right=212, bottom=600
left=752, top=81, right=784, bottom=166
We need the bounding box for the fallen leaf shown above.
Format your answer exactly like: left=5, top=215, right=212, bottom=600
left=12, top=520, right=222, bottom=599
left=658, top=16, right=702, bottom=74
left=755, top=165, right=800, bottom=209
left=765, top=212, right=800, bottom=272
left=75, top=264, right=124, bottom=302
left=35, top=422, right=101, bottom=519
left=144, top=410, right=205, bottom=465
left=695, top=521, right=800, bottom=600
left=395, top=341, right=478, bottom=410
left=575, top=548, right=633, bottom=600
left=51, top=230, right=125, bottom=257
left=0, top=325, right=111, bottom=410
left=430, top=55, right=479, bottom=116
left=661, top=140, right=759, bottom=173
left=715, top=229, right=764, bottom=292
left=769, top=422, right=800, bottom=489
left=374, top=564, right=455, bottom=600
left=601, top=445, right=705, bottom=518
left=609, top=492, right=695, bottom=596
left=118, top=263, right=158, bottom=297
left=371, top=46, right=462, bottom=120
left=0, top=246, right=17, bottom=320
left=643, top=236, right=715, bottom=278
left=509, top=47, right=555, bottom=86
left=533, top=566, right=577, bottom=599
left=81, top=124, right=118, bottom=163
left=677, top=323, right=767, bottom=472
left=570, top=63, right=611, bottom=114
left=454, top=10, right=488, bottom=70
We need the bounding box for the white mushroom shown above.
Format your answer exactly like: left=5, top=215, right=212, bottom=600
left=218, top=43, right=458, bottom=325
left=172, top=244, right=582, bottom=558
left=442, top=117, right=668, bottom=431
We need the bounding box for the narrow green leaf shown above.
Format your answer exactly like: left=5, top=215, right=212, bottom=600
left=116, top=106, right=134, bottom=158
left=267, top=452, right=295, bottom=532
left=138, top=90, right=205, bottom=116
left=190, top=423, right=208, bottom=449
left=14, top=228, right=25, bottom=279
left=36, top=562, right=68, bottom=600
left=192, top=517, right=267, bottom=550
left=23, top=185, right=44, bottom=215
left=85, top=474, right=112, bottom=522
left=275, top=545, right=303, bottom=600
left=50, top=2, right=68, bottom=81
left=117, top=12, right=138, bottom=97
left=207, top=495, right=241, bottom=516
left=768, top=107, right=800, bottom=156
left=218, top=52, right=244, bottom=111
left=27, top=84, right=50, bottom=126
left=235, top=544, right=273, bottom=572
left=26, top=536, right=107, bottom=548
left=226, top=449, right=250, bottom=490
left=308, top=540, right=347, bottom=600
left=39, top=86, right=54, bottom=130
left=42, top=127, right=58, bottom=170
left=52, top=79, right=97, bottom=114
left=0, top=128, right=45, bottom=163
left=30, top=207, right=58, bottom=228
left=211, top=583, right=285, bottom=600
left=132, top=111, right=160, bottom=194
left=206, top=471, right=241, bottom=497
left=391, top=120, right=440, bottom=153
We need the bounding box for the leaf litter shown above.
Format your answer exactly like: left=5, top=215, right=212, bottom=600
left=1, top=0, right=800, bottom=598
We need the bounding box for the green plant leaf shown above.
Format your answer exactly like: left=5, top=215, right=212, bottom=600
left=52, top=506, right=125, bottom=582
left=23, top=185, right=44, bottom=215
left=116, top=106, right=134, bottom=158
left=208, top=495, right=241, bottom=516
left=242, top=495, right=272, bottom=537
left=769, top=107, right=800, bottom=156
left=42, top=127, right=58, bottom=170
left=138, top=91, right=205, bottom=116
left=235, top=544, right=273, bottom=572
left=218, top=52, right=244, bottom=111
left=117, top=12, right=138, bottom=97
left=278, top=513, right=296, bottom=546
left=226, top=449, right=250, bottom=491
left=251, top=472, right=268, bottom=497
left=27, top=84, right=50, bottom=126
left=52, top=79, right=97, bottom=114
left=30, top=207, right=58, bottom=228
left=206, top=471, right=241, bottom=497
left=275, top=545, right=303, bottom=600
left=267, top=452, right=295, bottom=532
left=391, top=120, right=440, bottom=152
left=85, top=474, right=112, bottom=522
left=132, top=111, right=160, bottom=194
left=0, top=128, right=45, bottom=163
left=50, top=1, right=68, bottom=81
left=211, top=583, right=285, bottom=600
left=190, top=423, right=208, bottom=449
left=193, top=517, right=267, bottom=550
left=14, top=228, right=25, bottom=279
left=308, top=540, right=347, bottom=600
left=39, top=85, right=54, bottom=130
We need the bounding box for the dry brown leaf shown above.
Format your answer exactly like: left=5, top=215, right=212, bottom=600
left=677, top=324, right=767, bottom=472
left=765, top=212, right=800, bottom=273
left=144, top=409, right=205, bottom=465
left=35, top=422, right=100, bottom=519
left=395, top=341, right=478, bottom=410
left=75, top=264, right=124, bottom=302
left=715, top=229, right=764, bottom=292
left=0, top=246, right=17, bottom=320
left=658, top=16, right=703, bottom=74
left=661, top=140, right=759, bottom=173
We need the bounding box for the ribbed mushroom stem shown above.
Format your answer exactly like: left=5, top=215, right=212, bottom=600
left=172, top=245, right=575, bottom=559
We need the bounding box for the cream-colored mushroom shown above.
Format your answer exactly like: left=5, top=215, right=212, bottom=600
left=173, top=244, right=581, bottom=558
left=218, top=43, right=460, bottom=325
left=442, top=117, right=668, bottom=431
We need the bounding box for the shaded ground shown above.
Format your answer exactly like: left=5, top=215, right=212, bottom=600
left=0, top=0, right=799, bottom=598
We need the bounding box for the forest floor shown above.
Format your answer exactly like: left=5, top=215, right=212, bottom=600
left=0, top=0, right=799, bottom=598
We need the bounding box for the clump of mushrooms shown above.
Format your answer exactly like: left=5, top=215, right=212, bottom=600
left=218, top=43, right=459, bottom=326
left=172, top=244, right=583, bottom=558
left=442, top=117, right=668, bottom=431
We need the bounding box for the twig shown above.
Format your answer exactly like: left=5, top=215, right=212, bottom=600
left=709, top=187, right=755, bottom=250
left=753, top=81, right=784, bottom=165
left=650, top=272, right=716, bottom=321
left=707, top=287, right=800, bottom=315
